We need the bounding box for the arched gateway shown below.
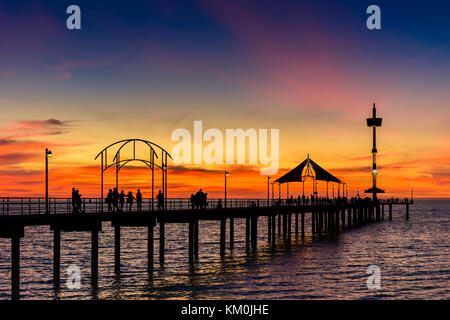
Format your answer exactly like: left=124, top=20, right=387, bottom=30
left=94, top=139, right=173, bottom=211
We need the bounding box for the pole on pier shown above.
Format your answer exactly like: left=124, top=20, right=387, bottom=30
left=91, top=229, right=99, bottom=290
left=114, top=225, right=120, bottom=274
left=11, top=235, right=20, bottom=300
left=229, top=217, right=234, bottom=249
left=389, top=203, right=392, bottom=221
left=159, top=222, right=165, bottom=265
left=277, top=214, right=281, bottom=236
left=341, top=208, right=345, bottom=230
left=53, top=229, right=61, bottom=291
left=220, top=218, right=226, bottom=256
left=148, top=225, right=154, bottom=273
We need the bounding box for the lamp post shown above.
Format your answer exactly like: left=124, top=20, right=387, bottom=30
left=45, top=148, right=52, bottom=214
left=225, top=171, right=229, bottom=208
left=267, top=176, right=271, bottom=207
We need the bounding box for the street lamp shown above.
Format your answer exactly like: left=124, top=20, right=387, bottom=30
left=45, top=149, right=52, bottom=214
left=267, top=176, right=271, bottom=207
left=224, top=171, right=229, bottom=208
left=271, top=182, right=274, bottom=203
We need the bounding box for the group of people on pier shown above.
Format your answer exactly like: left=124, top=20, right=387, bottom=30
left=105, top=188, right=143, bottom=212
left=190, top=189, right=208, bottom=209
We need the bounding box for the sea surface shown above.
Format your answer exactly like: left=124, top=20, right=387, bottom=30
left=0, top=200, right=448, bottom=300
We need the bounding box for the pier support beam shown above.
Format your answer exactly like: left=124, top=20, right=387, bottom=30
left=287, top=214, right=291, bottom=242
left=229, top=217, right=234, bottom=249
left=271, top=214, right=276, bottom=246
left=382, top=204, right=385, bottom=220
left=91, top=230, right=99, bottom=290
left=251, top=216, right=258, bottom=250
left=301, top=212, right=305, bottom=240
left=220, top=218, right=226, bottom=256
left=406, top=203, right=409, bottom=220
left=267, top=216, right=271, bottom=243
left=389, top=203, right=392, bottom=221
left=295, top=213, right=298, bottom=236
left=114, top=226, right=120, bottom=274
left=53, top=229, right=61, bottom=291
left=245, top=217, right=250, bottom=251
left=189, top=221, right=194, bottom=264
left=194, top=220, right=199, bottom=260
left=148, top=226, right=154, bottom=272
left=11, top=235, right=20, bottom=300
left=159, top=222, right=165, bottom=265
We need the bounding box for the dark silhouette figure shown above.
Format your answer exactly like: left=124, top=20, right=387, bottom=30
left=112, top=188, right=119, bottom=212
left=136, top=189, right=142, bottom=211
left=75, top=190, right=83, bottom=214
left=217, top=199, right=222, bottom=209
left=190, top=189, right=208, bottom=209
left=157, top=190, right=164, bottom=210
left=119, top=190, right=125, bottom=212
left=127, top=191, right=135, bottom=212
left=71, top=188, right=77, bottom=214
left=106, top=189, right=113, bottom=213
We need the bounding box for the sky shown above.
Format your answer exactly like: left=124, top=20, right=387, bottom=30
left=0, top=0, right=449, bottom=199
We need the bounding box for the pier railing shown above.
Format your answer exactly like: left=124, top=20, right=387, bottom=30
left=0, top=197, right=408, bottom=216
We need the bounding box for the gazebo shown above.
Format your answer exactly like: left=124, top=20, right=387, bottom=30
left=274, top=155, right=345, bottom=198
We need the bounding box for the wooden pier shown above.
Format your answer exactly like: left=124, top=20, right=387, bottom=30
left=0, top=197, right=411, bottom=300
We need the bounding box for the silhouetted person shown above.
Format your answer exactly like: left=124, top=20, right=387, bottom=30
left=136, top=189, right=142, bottom=211
left=71, top=188, right=77, bottom=214
left=157, top=190, right=164, bottom=210
left=112, top=188, right=119, bottom=212
left=106, top=189, right=113, bottom=213
left=119, top=190, right=125, bottom=212
left=127, top=191, right=135, bottom=212
left=75, top=190, right=83, bottom=214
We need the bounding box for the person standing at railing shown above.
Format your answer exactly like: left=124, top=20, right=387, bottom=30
left=157, top=190, right=164, bottom=210
left=119, top=190, right=125, bottom=212
left=112, top=188, right=119, bottom=212
left=71, top=188, right=77, bottom=214
left=127, top=191, right=135, bottom=212
left=75, top=190, right=84, bottom=214
left=106, top=189, right=113, bottom=213
left=136, top=189, right=142, bottom=212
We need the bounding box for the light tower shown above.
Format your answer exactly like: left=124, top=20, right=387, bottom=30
left=366, top=103, right=384, bottom=201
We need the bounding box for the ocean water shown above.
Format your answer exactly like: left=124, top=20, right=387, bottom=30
left=0, top=200, right=448, bottom=300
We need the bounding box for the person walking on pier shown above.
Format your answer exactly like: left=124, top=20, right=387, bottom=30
left=106, top=189, right=113, bottom=213
left=136, top=189, right=142, bottom=211
left=75, top=190, right=84, bottom=214
left=157, top=190, right=164, bottom=210
left=119, top=190, right=125, bottom=212
left=127, top=191, right=135, bottom=212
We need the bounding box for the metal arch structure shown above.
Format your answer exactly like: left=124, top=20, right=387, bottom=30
left=94, top=139, right=173, bottom=211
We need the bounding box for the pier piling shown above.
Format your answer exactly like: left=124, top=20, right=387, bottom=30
left=53, top=229, right=60, bottom=291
